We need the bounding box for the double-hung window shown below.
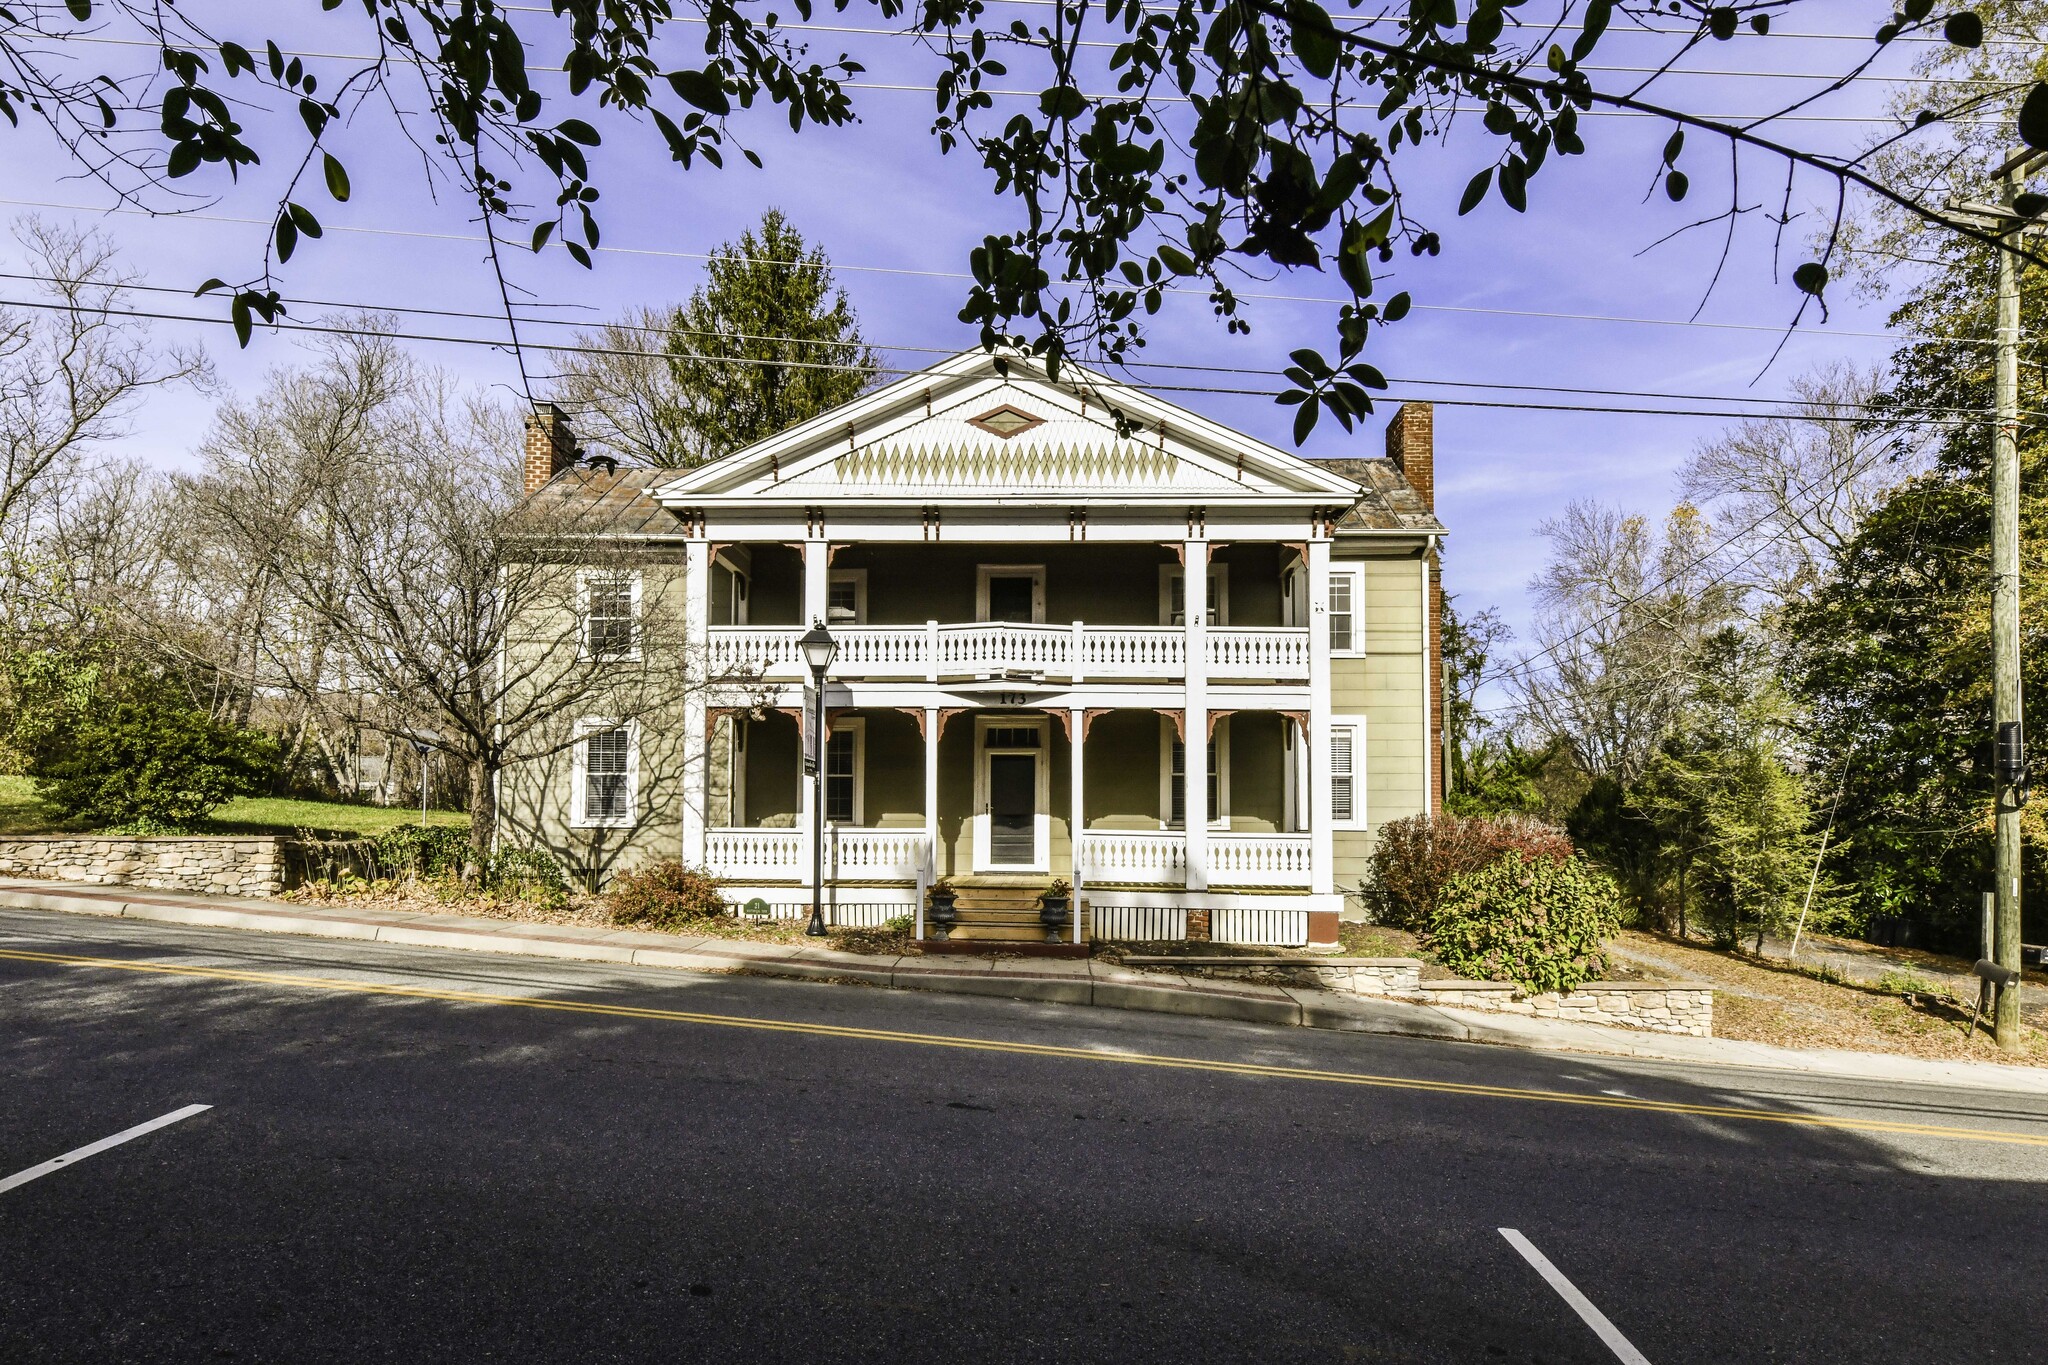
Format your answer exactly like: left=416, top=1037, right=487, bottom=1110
left=582, top=570, right=640, bottom=659
left=1327, top=568, right=1362, bottom=656
left=575, top=722, right=636, bottom=827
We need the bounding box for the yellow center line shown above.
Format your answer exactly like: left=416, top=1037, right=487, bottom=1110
left=7, top=945, right=2048, bottom=1149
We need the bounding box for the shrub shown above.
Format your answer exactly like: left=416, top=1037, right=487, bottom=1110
left=606, top=859, right=725, bottom=930
left=367, top=825, right=472, bottom=880
left=1424, top=851, right=1622, bottom=994
left=1363, top=812, right=1574, bottom=928
left=487, top=847, right=569, bottom=910
left=23, top=667, right=280, bottom=828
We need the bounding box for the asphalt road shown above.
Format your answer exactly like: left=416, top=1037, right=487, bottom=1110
left=5, top=908, right=2048, bottom=1364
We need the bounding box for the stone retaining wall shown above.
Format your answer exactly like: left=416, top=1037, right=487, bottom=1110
left=1415, top=978, right=1714, bottom=1037
left=1301, top=958, right=1422, bottom=994
left=0, top=836, right=285, bottom=898
left=1310, top=958, right=1714, bottom=1037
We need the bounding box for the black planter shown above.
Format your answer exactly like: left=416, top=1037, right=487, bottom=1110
left=927, top=890, right=958, bottom=940
left=1039, top=895, right=1071, bottom=941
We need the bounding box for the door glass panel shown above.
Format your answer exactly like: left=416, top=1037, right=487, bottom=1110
left=986, top=575, right=1035, bottom=623
left=988, top=753, right=1036, bottom=864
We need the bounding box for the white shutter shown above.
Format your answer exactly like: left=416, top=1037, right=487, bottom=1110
left=1330, top=726, right=1355, bottom=824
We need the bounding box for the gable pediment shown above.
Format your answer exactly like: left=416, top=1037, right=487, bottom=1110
left=653, top=348, right=1363, bottom=502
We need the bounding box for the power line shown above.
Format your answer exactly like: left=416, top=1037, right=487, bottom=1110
left=0, top=286, right=2020, bottom=424
left=1, top=194, right=2028, bottom=350
left=8, top=263, right=2039, bottom=419
left=23, top=30, right=2019, bottom=124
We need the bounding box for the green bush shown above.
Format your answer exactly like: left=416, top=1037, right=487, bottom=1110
left=367, top=825, right=472, bottom=880
left=487, top=846, right=569, bottom=909
left=1424, top=851, right=1623, bottom=994
left=605, top=859, right=725, bottom=930
left=24, top=668, right=280, bottom=829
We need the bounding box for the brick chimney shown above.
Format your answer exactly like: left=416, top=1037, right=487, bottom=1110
left=1383, top=401, right=1433, bottom=511
left=523, top=403, right=578, bottom=493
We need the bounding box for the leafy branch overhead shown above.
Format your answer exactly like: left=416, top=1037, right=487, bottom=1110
left=2, top=0, right=2043, bottom=439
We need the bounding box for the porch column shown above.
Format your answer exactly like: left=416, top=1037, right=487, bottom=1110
left=1307, top=538, right=1334, bottom=896
left=922, top=706, right=939, bottom=940
left=802, top=538, right=829, bottom=629
left=1069, top=705, right=1085, bottom=944
left=681, top=539, right=710, bottom=866
left=1183, top=537, right=1209, bottom=891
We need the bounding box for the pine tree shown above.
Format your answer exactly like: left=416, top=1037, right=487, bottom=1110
left=665, top=209, right=878, bottom=462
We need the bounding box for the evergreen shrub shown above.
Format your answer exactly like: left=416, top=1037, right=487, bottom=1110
left=1424, top=851, right=1623, bottom=994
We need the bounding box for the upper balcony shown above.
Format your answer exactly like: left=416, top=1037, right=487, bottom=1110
left=707, top=621, right=1308, bottom=683
left=704, top=541, right=1311, bottom=686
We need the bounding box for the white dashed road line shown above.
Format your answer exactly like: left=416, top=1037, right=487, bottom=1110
left=1499, top=1227, right=1653, bottom=1365
left=0, top=1104, right=213, bottom=1197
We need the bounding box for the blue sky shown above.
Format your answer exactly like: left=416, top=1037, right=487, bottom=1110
left=0, top=0, right=1957, bottom=654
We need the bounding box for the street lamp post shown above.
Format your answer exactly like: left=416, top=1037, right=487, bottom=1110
left=800, top=620, right=839, bottom=938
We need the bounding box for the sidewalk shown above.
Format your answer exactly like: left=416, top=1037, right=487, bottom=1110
left=6, top=876, right=2048, bottom=1095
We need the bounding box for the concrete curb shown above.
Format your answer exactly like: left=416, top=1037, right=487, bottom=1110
left=6, top=880, right=2048, bottom=1094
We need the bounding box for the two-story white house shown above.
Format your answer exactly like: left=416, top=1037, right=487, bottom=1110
left=500, top=347, right=1444, bottom=949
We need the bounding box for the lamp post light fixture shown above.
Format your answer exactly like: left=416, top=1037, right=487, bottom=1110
left=800, top=620, right=838, bottom=938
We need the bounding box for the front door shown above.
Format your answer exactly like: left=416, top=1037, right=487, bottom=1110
left=987, top=752, right=1037, bottom=867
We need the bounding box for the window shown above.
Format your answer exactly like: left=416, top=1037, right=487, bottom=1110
left=1163, top=717, right=1228, bottom=827
left=984, top=726, right=1041, bottom=749
left=575, top=722, right=636, bottom=827
left=826, top=569, right=866, bottom=625
left=823, top=719, right=864, bottom=825
left=1159, top=566, right=1229, bottom=626
left=976, top=565, right=1045, bottom=623
left=1330, top=717, right=1365, bottom=828
left=1328, top=569, right=1360, bottom=655
left=581, top=570, right=640, bottom=659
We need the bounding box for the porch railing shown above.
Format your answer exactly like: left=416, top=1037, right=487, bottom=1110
left=704, top=827, right=926, bottom=883
left=706, top=623, right=1308, bottom=683
left=1078, top=831, right=1187, bottom=887
left=1206, top=833, right=1314, bottom=889
left=704, top=828, right=802, bottom=880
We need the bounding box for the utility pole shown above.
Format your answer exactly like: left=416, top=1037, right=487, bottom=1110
left=1955, top=149, right=2047, bottom=1048
left=1991, top=155, right=2025, bottom=1049
left=1947, top=149, right=2044, bottom=1049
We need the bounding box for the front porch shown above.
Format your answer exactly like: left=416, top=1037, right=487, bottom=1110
left=702, top=705, right=1332, bottom=947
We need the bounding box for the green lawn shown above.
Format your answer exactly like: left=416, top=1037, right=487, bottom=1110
left=0, top=774, right=469, bottom=840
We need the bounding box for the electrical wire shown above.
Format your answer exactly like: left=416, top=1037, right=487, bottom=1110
left=8, top=263, right=2039, bottom=419
left=0, top=194, right=2030, bottom=351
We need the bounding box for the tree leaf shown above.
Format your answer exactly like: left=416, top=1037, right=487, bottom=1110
left=1942, top=12, right=1983, bottom=47
left=1792, top=261, right=1828, bottom=297
left=165, top=140, right=200, bottom=178
left=65, top=0, right=90, bottom=18
left=322, top=152, right=350, bottom=202
left=1292, top=395, right=1320, bottom=445
left=1706, top=7, right=1736, bottom=39
left=1662, top=128, right=1683, bottom=166
left=2021, top=83, right=2048, bottom=151
left=1038, top=84, right=1086, bottom=121
left=1665, top=170, right=1689, bottom=201
left=1458, top=166, right=1494, bottom=215
left=531, top=219, right=555, bottom=252
left=556, top=118, right=601, bottom=146
left=667, top=69, right=730, bottom=116
left=274, top=210, right=298, bottom=263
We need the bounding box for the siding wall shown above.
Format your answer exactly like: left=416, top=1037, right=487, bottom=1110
left=494, top=557, right=695, bottom=890
left=1330, top=551, right=1429, bottom=913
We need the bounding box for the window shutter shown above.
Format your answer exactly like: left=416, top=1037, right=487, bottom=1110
left=1330, top=726, right=1355, bottom=823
